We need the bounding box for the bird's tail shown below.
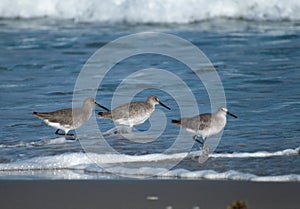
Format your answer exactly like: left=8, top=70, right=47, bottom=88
left=171, top=119, right=181, bottom=125
left=33, top=112, right=46, bottom=118
left=98, top=111, right=112, bottom=119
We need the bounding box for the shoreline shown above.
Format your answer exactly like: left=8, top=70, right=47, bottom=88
left=0, top=180, right=299, bottom=209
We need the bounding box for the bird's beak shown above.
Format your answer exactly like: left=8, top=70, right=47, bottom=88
left=95, top=102, right=110, bottom=111
left=159, top=101, right=171, bottom=110
left=227, top=111, right=237, bottom=118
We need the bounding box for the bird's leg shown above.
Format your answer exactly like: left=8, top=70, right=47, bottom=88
left=65, top=133, right=76, bottom=139
left=55, top=129, right=67, bottom=136
left=116, top=126, right=132, bottom=134
left=193, top=135, right=204, bottom=146
left=55, top=129, right=74, bottom=138
left=103, top=126, right=133, bottom=137
left=127, top=126, right=133, bottom=133
left=55, top=129, right=76, bottom=139
left=202, top=137, right=207, bottom=146
left=64, top=132, right=77, bottom=140
left=102, top=127, right=120, bottom=136
left=68, top=134, right=77, bottom=140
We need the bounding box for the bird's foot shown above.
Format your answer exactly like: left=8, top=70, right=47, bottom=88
left=102, top=126, right=132, bottom=137
left=198, top=144, right=209, bottom=163
left=193, top=135, right=205, bottom=146
left=117, top=126, right=133, bottom=134
left=64, top=134, right=78, bottom=141
left=55, top=130, right=77, bottom=140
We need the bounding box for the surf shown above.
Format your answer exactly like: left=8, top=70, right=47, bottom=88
left=1, top=0, right=300, bottom=23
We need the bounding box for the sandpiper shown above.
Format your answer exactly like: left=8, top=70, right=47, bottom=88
left=33, top=98, right=109, bottom=136
left=98, top=95, right=170, bottom=128
left=172, top=107, right=237, bottom=146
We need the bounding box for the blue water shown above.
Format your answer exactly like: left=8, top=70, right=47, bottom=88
left=0, top=18, right=299, bottom=180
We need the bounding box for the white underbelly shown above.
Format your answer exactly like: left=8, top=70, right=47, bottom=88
left=198, top=123, right=225, bottom=138
left=115, top=114, right=150, bottom=127
left=45, top=120, right=72, bottom=133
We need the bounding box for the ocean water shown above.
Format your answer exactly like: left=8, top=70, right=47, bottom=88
left=0, top=0, right=300, bottom=181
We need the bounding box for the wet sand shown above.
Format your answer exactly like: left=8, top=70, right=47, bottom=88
left=0, top=180, right=298, bottom=209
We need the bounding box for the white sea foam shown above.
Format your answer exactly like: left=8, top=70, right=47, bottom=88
left=1, top=0, right=300, bottom=23
left=210, top=147, right=300, bottom=158
left=0, top=137, right=74, bottom=149
left=0, top=147, right=299, bottom=181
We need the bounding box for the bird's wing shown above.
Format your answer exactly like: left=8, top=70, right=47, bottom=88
left=198, top=114, right=212, bottom=130
left=34, top=108, right=74, bottom=125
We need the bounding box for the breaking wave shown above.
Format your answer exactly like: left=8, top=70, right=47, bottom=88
left=0, top=146, right=298, bottom=181
left=1, top=0, right=300, bottom=23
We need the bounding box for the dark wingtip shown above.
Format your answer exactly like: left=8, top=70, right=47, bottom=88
left=33, top=112, right=38, bottom=115
left=171, top=119, right=181, bottom=125
left=98, top=112, right=104, bottom=117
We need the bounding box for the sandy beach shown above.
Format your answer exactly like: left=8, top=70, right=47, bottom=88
left=0, top=180, right=299, bottom=209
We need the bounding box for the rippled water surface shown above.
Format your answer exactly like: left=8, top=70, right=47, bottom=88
left=0, top=18, right=299, bottom=180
